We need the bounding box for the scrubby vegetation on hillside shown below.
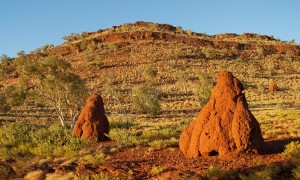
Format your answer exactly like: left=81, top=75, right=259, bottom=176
left=0, top=21, right=299, bottom=179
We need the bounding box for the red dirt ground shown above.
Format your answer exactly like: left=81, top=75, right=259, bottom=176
left=97, top=139, right=295, bottom=179
left=25, top=138, right=297, bottom=179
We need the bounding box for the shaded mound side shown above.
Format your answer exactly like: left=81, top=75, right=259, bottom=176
left=72, top=94, right=109, bottom=141
left=179, top=71, right=264, bottom=158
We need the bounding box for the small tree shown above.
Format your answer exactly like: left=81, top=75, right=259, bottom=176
left=132, top=85, right=161, bottom=115
left=107, top=43, right=118, bottom=54
left=175, top=70, right=189, bottom=93
left=193, top=71, right=213, bottom=107
left=2, top=85, right=27, bottom=107
left=0, top=85, right=27, bottom=114
left=0, top=93, right=10, bottom=114
left=141, top=66, right=158, bottom=85
left=102, top=76, right=123, bottom=105
left=62, top=32, right=80, bottom=42
left=176, top=26, right=183, bottom=34
left=186, top=29, right=193, bottom=36
left=0, top=54, right=9, bottom=63
left=29, top=44, right=54, bottom=56
left=16, top=50, right=26, bottom=58
left=14, top=56, right=88, bottom=127
left=133, top=65, right=161, bottom=115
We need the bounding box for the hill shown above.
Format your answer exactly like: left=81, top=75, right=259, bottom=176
left=0, top=21, right=299, bottom=179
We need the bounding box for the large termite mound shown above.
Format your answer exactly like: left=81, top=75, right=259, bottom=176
left=179, top=71, right=264, bottom=158
left=72, top=94, right=109, bottom=141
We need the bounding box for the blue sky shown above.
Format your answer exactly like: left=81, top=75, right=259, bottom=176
left=1, top=0, right=299, bottom=57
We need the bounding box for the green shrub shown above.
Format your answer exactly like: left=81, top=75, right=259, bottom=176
left=148, top=137, right=178, bottom=148
left=239, top=165, right=280, bottom=180
left=88, top=56, right=104, bottom=68
left=0, top=165, right=11, bottom=180
left=108, top=128, right=140, bottom=147
left=141, top=127, right=177, bottom=141
left=176, top=26, right=183, bottom=34
left=137, top=65, right=158, bottom=85
left=109, top=118, right=135, bottom=129
left=0, top=94, right=10, bottom=113
left=0, top=122, right=88, bottom=159
left=149, top=23, right=159, bottom=31
left=186, top=29, right=193, bottom=36
left=2, top=85, right=27, bottom=106
left=282, top=141, right=300, bottom=165
left=193, top=71, right=212, bottom=107
left=292, top=166, right=300, bottom=179
left=29, top=123, right=88, bottom=157
left=107, top=43, right=118, bottom=54
left=150, top=166, right=165, bottom=176
left=0, top=122, right=35, bottom=147
left=203, top=165, right=237, bottom=180
left=132, top=85, right=161, bottom=115
left=202, top=47, right=218, bottom=59
left=175, top=70, right=189, bottom=93
left=80, top=153, right=106, bottom=165
left=80, top=39, right=89, bottom=51
left=77, top=172, right=112, bottom=180
left=282, top=141, right=300, bottom=178
left=120, top=23, right=131, bottom=31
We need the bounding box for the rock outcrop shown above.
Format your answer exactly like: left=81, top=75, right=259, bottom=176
left=179, top=71, right=264, bottom=158
left=72, top=94, right=109, bottom=141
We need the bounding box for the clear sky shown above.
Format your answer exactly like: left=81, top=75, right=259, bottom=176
left=1, top=0, right=299, bottom=57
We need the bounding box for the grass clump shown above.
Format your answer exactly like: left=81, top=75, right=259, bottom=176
left=109, top=123, right=183, bottom=148
left=141, top=127, right=177, bottom=141
left=78, top=172, right=122, bottom=180
left=80, top=153, right=107, bottom=165
left=0, top=165, right=12, bottom=180
left=203, top=165, right=237, bottom=180
left=29, top=123, right=88, bottom=157
left=282, top=141, right=300, bottom=162
left=132, top=85, right=161, bottom=115
left=108, top=128, right=140, bottom=147
left=281, top=141, right=300, bottom=178
left=239, top=165, right=280, bottom=180
left=148, top=137, right=178, bottom=148
left=150, top=166, right=165, bottom=176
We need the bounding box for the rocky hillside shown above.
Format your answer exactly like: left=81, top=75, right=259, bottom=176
left=1, top=21, right=300, bottom=123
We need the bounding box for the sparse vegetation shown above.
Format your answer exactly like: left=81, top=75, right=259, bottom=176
left=0, top=21, right=299, bottom=179
left=282, top=141, right=300, bottom=178
left=108, top=128, right=139, bottom=147
left=132, top=85, right=161, bottom=115
left=80, top=153, right=107, bottom=165
left=14, top=56, right=88, bottom=127
left=203, top=165, right=237, bottom=179
left=239, top=165, right=280, bottom=180
left=0, top=122, right=88, bottom=160
left=150, top=165, right=165, bottom=176
left=193, top=70, right=213, bottom=107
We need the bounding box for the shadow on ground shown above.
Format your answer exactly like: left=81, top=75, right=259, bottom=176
left=262, top=137, right=300, bottom=155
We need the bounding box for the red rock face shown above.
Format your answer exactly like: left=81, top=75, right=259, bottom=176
left=269, top=82, right=278, bottom=91
left=72, top=94, right=109, bottom=141
left=179, top=71, right=264, bottom=158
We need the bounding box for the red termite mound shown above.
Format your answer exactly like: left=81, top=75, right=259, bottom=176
left=179, top=71, right=264, bottom=158
left=269, top=81, right=278, bottom=91
left=72, top=94, right=109, bottom=141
